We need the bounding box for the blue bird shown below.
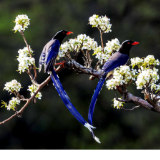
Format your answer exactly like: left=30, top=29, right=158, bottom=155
left=39, top=30, right=100, bottom=143
left=88, top=40, right=139, bottom=129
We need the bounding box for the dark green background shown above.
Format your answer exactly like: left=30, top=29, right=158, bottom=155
left=1, top=0, right=160, bottom=149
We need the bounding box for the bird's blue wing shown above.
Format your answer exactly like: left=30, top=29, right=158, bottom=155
left=45, top=40, right=60, bottom=72
left=39, top=48, right=46, bottom=72
left=39, top=39, right=60, bottom=72
left=102, top=53, right=129, bottom=73
left=50, top=69, right=100, bottom=143
left=88, top=53, right=129, bottom=125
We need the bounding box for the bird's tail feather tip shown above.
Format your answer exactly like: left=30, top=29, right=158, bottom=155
left=94, top=136, right=101, bottom=143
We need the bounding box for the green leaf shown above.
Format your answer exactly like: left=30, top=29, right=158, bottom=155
left=1, top=100, right=7, bottom=108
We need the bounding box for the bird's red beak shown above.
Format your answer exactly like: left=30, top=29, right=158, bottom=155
left=132, top=42, right=139, bottom=45
left=66, top=31, right=73, bottom=35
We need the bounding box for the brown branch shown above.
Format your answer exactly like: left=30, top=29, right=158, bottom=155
left=122, top=105, right=140, bottom=111
left=0, top=66, right=62, bottom=125
left=20, top=31, right=37, bottom=79
left=98, top=27, right=104, bottom=53
left=116, top=86, right=160, bottom=112
left=64, top=60, right=101, bottom=78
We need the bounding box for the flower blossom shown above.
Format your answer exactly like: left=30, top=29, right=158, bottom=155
left=13, top=14, right=30, bottom=32
left=3, top=97, right=21, bottom=111
left=113, top=98, right=124, bottom=109
left=17, top=46, right=35, bottom=73
left=106, top=65, right=136, bottom=90
left=151, top=83, right=160, bottom=92
left=89, top=14, right=112, bottom=33
left=93, top=38, right=120, bottom=63
left=130, top=57, right=143, bottom=68
left=57, top=34, right=97, bottom=60
left=136, top=67, right=159, bottom=89
left=144, top=55, right=159, bottom=67
left=4, top=79, right=21, bottom=93
left=131, top=55, right=159, bottom=69
left=27, top=85, right=42, bottom=99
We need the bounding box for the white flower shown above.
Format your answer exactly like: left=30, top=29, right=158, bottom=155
left=13, top=24, right=23, bottom=32
left=89, top=14, right=112, bottom=33
left=136, top=68, right=159, bottom=89
left=58, top=34, right=97, bottom=60
left=130, top=57, right=143, bottom=68
left=17, top=46, right=35, bottom=73
left=27, top=85, right=42, bottom=100
left=13, top=14, right=30, bottom=32
left=4, top=79, right=21, bottom=93
left=151, top=84, right=160, bottom=91
left=105, top=38, right=120, bottom=55
left=144, top=55, right=159, bottom=66
left=131, top=55, right=159, bottom=69
left=106, top=65, right=136, bottom=90
left=7, top=97, right=20, bottom=111
left=113, top=98, right=124, bottom=109
left=93, top=38, right=120, bottom=63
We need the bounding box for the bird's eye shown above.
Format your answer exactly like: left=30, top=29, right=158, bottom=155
left=63, top=31, right=65, bottom=34
left=127, top=42, right=130, bottom=44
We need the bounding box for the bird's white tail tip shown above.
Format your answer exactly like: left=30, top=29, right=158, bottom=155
left=94, top=136, right=101, bottom=143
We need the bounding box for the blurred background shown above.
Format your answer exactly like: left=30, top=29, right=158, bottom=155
left=1, top=0, right=160, bottom=149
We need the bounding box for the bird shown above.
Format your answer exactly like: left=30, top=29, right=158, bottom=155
left=39, top=30, right=100, bottom=143
left=88, top=40, right=139, bottom=130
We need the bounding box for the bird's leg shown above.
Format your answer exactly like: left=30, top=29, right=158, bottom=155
left=55, top=61, right=66, bottom=68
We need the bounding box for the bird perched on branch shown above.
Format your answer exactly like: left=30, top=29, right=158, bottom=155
left=39, top=30, right=100, bottom=143
left=88, top=40, right=139, bottom=136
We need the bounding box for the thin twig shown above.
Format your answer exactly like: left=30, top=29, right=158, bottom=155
left=121, top=105, right=140, bottom=111
left=20, top=31, right=37, bottom=79
left=100, top=30, right=104, bottom=53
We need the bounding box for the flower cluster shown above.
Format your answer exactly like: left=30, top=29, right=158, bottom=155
left=144, top=55, right=159, bottom=67
left=57, top=34, right=97, bottom=60
left=136, top=68, right=159, bottom=89
left=130, top=55, right=160, bottom=90
left=105, top=38, right=121, bottom=55
left=106, top=65, right=136, bottom=90
left=89, top=14, right=112, bottom=33
left=17, top=46, right=35, bottom=73
left=27, top=85, right=42, bottom=99
left=151, top=83, right=160, bottom=92
left=113, top=98, right=124, bottom=109
left=4, top=79, right=21, bottom=93
left=2, top=97, right=21, bottom=111
left=13, top=14, right=30, bottom=32
left=131, top=55, right=159, bottom=68
left=94, top=38, right=121, bottom=63
left=130, top=57, right=143, bottom=68
left=94, top=46, right=110, bottom=64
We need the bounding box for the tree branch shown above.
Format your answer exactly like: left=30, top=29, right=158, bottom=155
left=0, top=66, right=63, bottom=125
left=20, top=31, right=37, bottom=79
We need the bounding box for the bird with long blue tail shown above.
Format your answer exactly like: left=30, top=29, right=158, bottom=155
left=88, top=40, right=139, bottom=136
left=39, top=30, right=100, bottom=143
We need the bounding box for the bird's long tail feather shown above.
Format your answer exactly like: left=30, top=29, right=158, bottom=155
left=50, top=69, right=101, bottom=143
left=88, top=78, right=106, bottom=125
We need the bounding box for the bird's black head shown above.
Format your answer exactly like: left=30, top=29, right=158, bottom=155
left=53, top=30, right=73, bottom=44
left=118, top=40, right=139, bottom=55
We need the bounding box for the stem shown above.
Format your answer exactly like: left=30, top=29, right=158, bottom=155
left=20, top=31, right=37, bottom=79
left=100, top=30, right=104, bottom=53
